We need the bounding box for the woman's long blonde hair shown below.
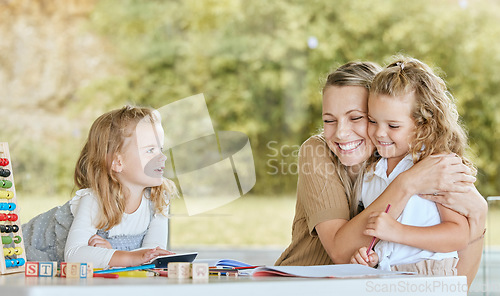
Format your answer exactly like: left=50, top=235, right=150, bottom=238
left=370, top=56, right=476, bottom=174
left=319, top=61, right=382, bottom=218
left=74, top=105, right=177, bottom=230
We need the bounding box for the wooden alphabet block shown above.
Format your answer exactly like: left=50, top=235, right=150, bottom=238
left=79, top=263, right=87, bottom=278
left=66, top=263, right=80, bottom=278
left=60, top=262, right=67, bottom=277
left=25, top=261, right=39, bottom=277
left=191, top=263, right=208, bottom=279
left=39, top=262, right=57, bottom=277
left=178, top=262, right=191, bottom=279
left=167, top=262, right=179, bottom=278
left=86, top=262, right=93, bottom=278
left=168, top=262, right=191, bottom=278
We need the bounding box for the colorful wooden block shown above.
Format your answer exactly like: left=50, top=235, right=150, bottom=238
left=86, top=262, right=93, bottom=278
left=178, top=262, right=191, bottom=279
left=60, top=262, right=67, bottom=277
left=79, top=263, right=87, bottom=278
left=191, top=263, right=209, bottom=279
left=25, top=261, right=39, bottom=277
left=39, top=262, right=57, bottom=277
left=66, top=263, right=80, bottom=278
left=167, top=262, right=179, bottom=278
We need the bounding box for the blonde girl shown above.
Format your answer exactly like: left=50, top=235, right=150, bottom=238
left=24, top=106, right=177, bottom=268
left=350, top=56, right=474, bottom=275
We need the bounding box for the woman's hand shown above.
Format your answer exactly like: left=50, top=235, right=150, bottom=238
left=350, top=246, right=378, bottom=268
left=402, top=154, right=476, bottom=195
left=420, top=185, right=487, bottom=239
left=88, top=234, right=112, bottom=249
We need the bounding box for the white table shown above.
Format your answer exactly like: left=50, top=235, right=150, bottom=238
left=0, top=272, right=468, bottom=296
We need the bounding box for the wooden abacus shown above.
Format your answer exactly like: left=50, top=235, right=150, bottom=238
left=0, top=142, right=26, bottom=275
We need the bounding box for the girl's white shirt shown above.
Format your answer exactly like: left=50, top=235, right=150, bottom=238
left=361, top=154, right=458, bottom=271
left=64, top=188, right=168, bottom=268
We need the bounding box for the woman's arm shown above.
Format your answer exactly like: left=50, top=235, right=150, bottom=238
left=318, top=154, right=475, bottom=264
left=363, top=204, right=469, bottom=253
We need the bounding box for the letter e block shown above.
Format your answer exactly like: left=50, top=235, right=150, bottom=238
left=191, top=263, right=208, bottom=279
left=66, top=263, right=80, bottom=278
left=25, top=261, right=39, bottom=277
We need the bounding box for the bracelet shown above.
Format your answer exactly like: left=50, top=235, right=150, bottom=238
left=469, top=228, right=486, bottom=245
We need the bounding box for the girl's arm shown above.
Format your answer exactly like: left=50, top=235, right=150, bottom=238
left=420, top=186, right=487, bottom=287
left=65, top=194, right=117, bottom=268
left=108, top=247, right=173, bottom=267
left=363, top=204, right=469, bottom=253
left=318, top=154, right=475, bottom=263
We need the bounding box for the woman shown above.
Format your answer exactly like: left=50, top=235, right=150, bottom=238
left=275, top=61, right=487, bottom=288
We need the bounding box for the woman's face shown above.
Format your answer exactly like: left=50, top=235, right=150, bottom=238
left=322, top=85, right=374, bottom=167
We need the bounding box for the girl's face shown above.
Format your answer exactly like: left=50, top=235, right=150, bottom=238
left=322, top=86, right=374, bottom=167
left=367, top=92, right=416, bottom=168
left=115, top=119, right=167, bottom=189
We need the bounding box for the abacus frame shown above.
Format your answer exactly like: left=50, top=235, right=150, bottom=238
left=0, top=142, right=26, bottom=275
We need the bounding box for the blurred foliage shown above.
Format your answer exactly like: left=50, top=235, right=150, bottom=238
left=7, top=0, right=500, bottom=197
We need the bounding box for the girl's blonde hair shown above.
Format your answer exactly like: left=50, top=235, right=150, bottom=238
left=74, top=105, right=177, bottom=230
left=370, top=56, right=476, bottom=174
left=319, top=61, right=382, bottom=218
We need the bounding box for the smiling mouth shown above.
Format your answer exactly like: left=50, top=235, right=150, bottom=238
left=336, top=140, right=363, bottom=152
left=377, top=141, right=393, bottom=146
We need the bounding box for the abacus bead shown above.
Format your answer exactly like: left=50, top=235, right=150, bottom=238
left=17, top=258, right=25, bottom=266
left=13, top=235, right=21, bottom=243
left=1, top=236, right=12, bottom=244
left=14, top=247, right=23, bottom=255
left=11, top=225, right=18, bottom=232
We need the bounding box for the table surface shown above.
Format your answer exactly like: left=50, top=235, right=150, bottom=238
left=0, top=272, right=468, bottom=296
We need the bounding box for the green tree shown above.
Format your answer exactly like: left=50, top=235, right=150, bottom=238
left=74, top=0, right=500, bottom=197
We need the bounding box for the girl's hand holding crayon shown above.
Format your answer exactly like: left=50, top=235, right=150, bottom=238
left=363, top=211, right=401, bottom=243
left=350, top=246, right=378, bottom=268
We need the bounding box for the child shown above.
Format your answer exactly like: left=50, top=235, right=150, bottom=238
left=350, top=57, right=474, bottom=275
left=23, top=106, right=177, bottom=268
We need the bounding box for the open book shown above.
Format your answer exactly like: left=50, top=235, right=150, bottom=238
left=147, top=252, right=198, bottom=269
left=194, top=258, right=255, bottom=268
left=252, top=264, right=413, bottom=278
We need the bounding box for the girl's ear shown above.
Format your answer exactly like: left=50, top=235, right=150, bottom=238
left=111, top=155, right=123, bottom=173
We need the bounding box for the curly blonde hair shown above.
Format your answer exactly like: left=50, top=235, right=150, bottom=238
left=74, top=105, right=178, bottom=230
left=370, top=56, right=476, bottom=174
